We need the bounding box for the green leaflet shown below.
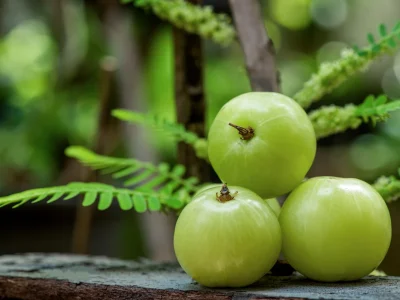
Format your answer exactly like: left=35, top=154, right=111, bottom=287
left=0, top=173, right=398, bottom=213
left=98, top=191, right=113, bottom=210
left=117, top=193, right=133, bottom=211
left=65, top=146, right=200, bottom=195
left=113, top=166, right=142, bottom=179
left=294, top=22, right=400, bottom=109
left=82, top=192, right=97, bottom=207
left=132, top=194, right=147, bottom=213
left=147, top=195, right=162, bottom=211
left=0, top=182, right=190, bottom=213
left=111, top=109, right=208, bottom=161
left=112, top=109, right=200, bottom=145
left=355, top=22, right=400, bottom=56
left=47, top=192, right=64, bottom=203
left=309, top=95, right=400, bottom=139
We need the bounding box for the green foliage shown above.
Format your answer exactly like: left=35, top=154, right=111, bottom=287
left=121, top=0, right=235, bottom=46
left=65, top=146, right=199, bottom=195
left=354, top=95, right=400, bottom=122
left=309, top=95, right=400, bottom=139
left=353, top=22, right=400, bottom=56
left=0, top=182, right=186, bottom=212
left=112, top=109, right=209, bottom=160
left=373, top=169, right=400, bottom=203
left=294, top=23, right=400, bottom=109
left=309, top=104, right=359, bottom=139
left=111, top=94, right=400, bottom=158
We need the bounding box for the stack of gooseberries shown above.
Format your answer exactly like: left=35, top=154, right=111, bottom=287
left=173, top=92, right=392, bottom=287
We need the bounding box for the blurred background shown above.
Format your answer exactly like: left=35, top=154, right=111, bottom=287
left=1, top=0, right=400, bottom=275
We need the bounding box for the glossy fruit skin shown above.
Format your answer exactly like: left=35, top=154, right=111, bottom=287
left=279, top=176, right=392, bottom=282
left=266, top=198, right=281, bottom=217
left=194, top=184, right=281, bottom=216
left=193, top=183, right=221, bottom=197
left=207, top=92, right=316, bottom=199
left=174, top=185, right=282, bottom=288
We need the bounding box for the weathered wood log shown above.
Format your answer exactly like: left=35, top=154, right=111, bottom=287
left=0, top=253, right=398, bottom=300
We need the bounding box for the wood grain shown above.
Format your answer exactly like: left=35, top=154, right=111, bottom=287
left=0, top=253, right=398, bottom=300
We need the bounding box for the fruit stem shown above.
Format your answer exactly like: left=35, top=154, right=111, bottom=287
left=216, top=183, right=238, bottom=203
left=228, top=123, right=254, bottom=140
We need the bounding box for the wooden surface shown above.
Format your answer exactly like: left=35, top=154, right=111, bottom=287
left=0, top=253, right=398, bottom=300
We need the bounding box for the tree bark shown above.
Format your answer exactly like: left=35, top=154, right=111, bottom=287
left=97, top=0, right=176, bottom=261
left=71, top=57, right=119, bottom=254
left=228, top=0, right=280, bottom=92
left=173, top=0, right=211, bottom=182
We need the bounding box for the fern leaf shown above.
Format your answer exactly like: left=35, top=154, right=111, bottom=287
left=121, top=0, right=235, bottom=46
left=294, top=22, right=400, bottom=109
left=111, top=109, right=208, bottom=160
left=112, top=109, right=199, bottom=144
left=354, top=94, right=400, bottom=119
left=64, top=191, right=81, bottom=200
left=113, top=166, right=141, bottom=178
left=373, top=169, right=400, bottom=203
left=137, top=175, right=168, bottom=191
left=98, top=191, right=113, bottom=210
left=147, top=195, right=162, bottom=211
left=31, top=194, right=48, bottom=203
left=117, top=193, right=133, bottom=211
left=47, top=192, right=64, bottom=203
left=0, top=182, right=189, bottom=212
left=124, top=169, right=155, bottom=187
left=309, top=94, right=400, bottom=139
left=132, top=194, right=147, bottom=213
left=83, top=191, right=97, bottom=207
left=359, top=22, right=400, bottom=55
left=65, top=146, right=200, bottom=197
left=379, top=24, right=387, bottom=37
left=165, top=196, right=185, bottom=209
left=171, top=164, right=186, bottom=177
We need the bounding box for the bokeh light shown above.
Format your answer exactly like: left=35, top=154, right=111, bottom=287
left=310, top=0, right=348, bottom=30
left=279, top=55, right=315, bottom=97
left=0, top=19, right=54, bottom=103
left=316, top=41, right=348, bottom=64
left=349, top=134, right=399, bottom=178
left=382, top=68, right=400, bottom=99
left=269, top=0, right=312, bottom=31
left=380, top=110, right=400, bottom=141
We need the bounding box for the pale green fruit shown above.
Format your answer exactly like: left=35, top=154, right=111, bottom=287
left=208, top=92, right=316, bottom=199
left=280, top=176, right=392, bottom=282
left=174, top=184, right=282, bottom=287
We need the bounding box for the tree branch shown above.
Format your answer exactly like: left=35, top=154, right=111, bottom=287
left=173, top=0, right=211, bottom=182
left=228, top=0, right=279, bottom=92
left=71, top=57, right=119, bottom=254
left=97, top=0, right=177, bottom=261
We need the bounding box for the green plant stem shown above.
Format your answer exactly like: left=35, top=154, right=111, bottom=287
left=373, top=174, right=400, bottom=203
left=294, top=25, right=399, bottom=109
left=122, top=0, right=235, bottom=46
